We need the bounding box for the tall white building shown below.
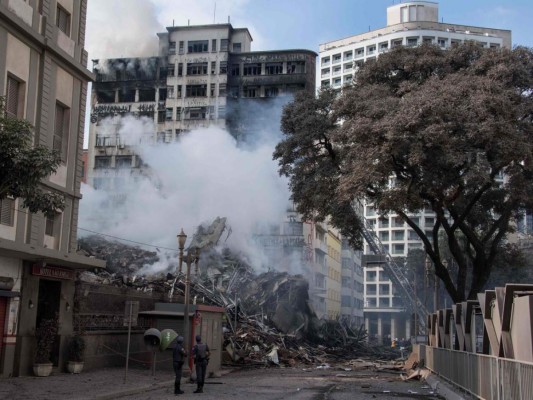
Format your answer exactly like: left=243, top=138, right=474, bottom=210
left=318, top=1, right=511, bottom=343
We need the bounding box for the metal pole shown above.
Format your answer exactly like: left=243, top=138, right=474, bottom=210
left=152, top=351, right=156, bottom=376
left=414, top=269, right=418, bottom=337
left=124, top=302, right=132, bottom=384
left=183, top=255, right=191, bottom=374
left=434, top=274, right=439, bottom=312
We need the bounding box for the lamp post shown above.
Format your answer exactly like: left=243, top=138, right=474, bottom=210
left=177, top=229, right=200, bottom=376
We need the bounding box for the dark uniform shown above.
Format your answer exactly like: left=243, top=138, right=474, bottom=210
left=173, top=336, right=186, bottom=395
left=192, top=335, right=210, bottom=393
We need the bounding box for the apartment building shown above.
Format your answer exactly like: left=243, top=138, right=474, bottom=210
left=326, top=227, right=341, bottom=320
left=341, top=240, right=364, bottom=328
left=87, top=23, right=316, bottom=191
left=318, top=1, right=512, bottom=343
left=0, top=0, right=104, bottom=376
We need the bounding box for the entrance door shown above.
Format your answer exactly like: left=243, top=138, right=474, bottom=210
left=36, top=280, right=61, bottom=365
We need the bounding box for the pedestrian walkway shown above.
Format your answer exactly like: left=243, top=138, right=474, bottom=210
left=0, top=367, right=184, bottom=400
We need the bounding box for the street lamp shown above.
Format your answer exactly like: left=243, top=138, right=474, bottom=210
left=176, top=229, right=200, bottom=375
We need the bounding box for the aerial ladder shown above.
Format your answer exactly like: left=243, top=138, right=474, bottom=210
left=360, top=214, right=430, bottom=332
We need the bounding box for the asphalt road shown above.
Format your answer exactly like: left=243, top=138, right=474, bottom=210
left=118, top=367, right=444, bottom=400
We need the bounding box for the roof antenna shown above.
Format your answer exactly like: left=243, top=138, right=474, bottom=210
left=213, top=1, right=216, bottom=24
left=228, top=16, right=230, bottom=24
left=188, top=19, right=190, bottom=26
left=173, top=19, right=175, bottom=27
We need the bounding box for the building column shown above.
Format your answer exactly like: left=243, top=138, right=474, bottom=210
left=377, top=315, right=383, bottom=345
left=405, top=316, right=411, bottom=340
left=391, top=314, right=398, bottom=340
left=365, top=316, right=370, bottom=343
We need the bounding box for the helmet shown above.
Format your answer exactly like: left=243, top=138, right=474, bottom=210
left=177, top=336, right=184, bottom=343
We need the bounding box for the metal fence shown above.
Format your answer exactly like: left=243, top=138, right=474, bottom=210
left=419, top=345, right=533, bottom=400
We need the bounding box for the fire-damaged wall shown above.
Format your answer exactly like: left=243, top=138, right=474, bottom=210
left=74, top=281, right=167, bottom=370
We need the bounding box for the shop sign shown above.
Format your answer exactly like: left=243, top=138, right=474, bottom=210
left=32, top=264, right=75, bottom=280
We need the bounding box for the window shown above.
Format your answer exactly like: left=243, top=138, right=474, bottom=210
left=211, top=39, right=217, bottom=52
left=6, top=76, right=23, bottom=118
left=287, top=61, right=305, bottom=74
left=177, top=63, right=183, bottom=76
left=407, top=37, right=418, bottom=47
left=54, top=103, right=69, bottom=162
left=333, top=53, right=341, bottom=63
left=230, top=64, right=240, bottom=76
left=438, top=38, right=447, bottom=48
left=233, top=42, right=242, bottom=52
left=168, top=41, right=176, bottom=55
left=138, top=89, right=155, bottom=102
left=188, top=40, right=208, bottom=53
left=165, top=108, right=173, bottom=120
left=0, top=198, right=15, bottom=226
left=185, top=107, right=207, bottom=120
left=355, top=48, right=364, bottom=57
left=168, top=64, right=175, bottom=77
left=176, top=85, right=182, bottom=98
left=321, top=57, right=330, bottom=65
left=186, top=63, right=208, bottom=75
left=56, top=5, right=70, bottom=35
left=94, top=156, right=111, bottom=168
left=210, top=83, right=215, bottom=97
left=176, top=107, right=182, bottom=121
left=265, top=62, right=283, bottom=75
left=220, top=39, right=228, bottom=51
left=219, top=61, right=227, bottom=74
left=115, top=156, right=132, bottom=168
left=211, top=61, right=216, bottom=74
left=178, top=41, right=184, bottom=54
left=218, top=106, right=226, bottom=118
left=243, top=87, right=257, bottom=98
left=218, top=83, right=227, bottom=96
left=265, top=87, right=278, bottom=97
left=167, top=86, right=174, bottom=99
left=243, top=63, right=261, bottom=76
left=45, top=212, right=60, bottom=237
left=186, top=85, right=207, bottom=97
left=229, top=86, right=239, bottom=98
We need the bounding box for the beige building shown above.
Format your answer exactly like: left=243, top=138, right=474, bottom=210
left=0, top=0, right=104, bottom=376
left=326, top=228, right=341, bottom=320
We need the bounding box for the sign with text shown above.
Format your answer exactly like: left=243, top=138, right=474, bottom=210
left=123, top=301, right=140, bottom=327
left=31, top=264, right=75, bottom=280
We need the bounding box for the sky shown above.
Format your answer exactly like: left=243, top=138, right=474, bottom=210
left=86, top=0, right=533, bottom=61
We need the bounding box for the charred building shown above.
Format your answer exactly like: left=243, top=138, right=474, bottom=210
left=87, top=23, right=316, bottom=190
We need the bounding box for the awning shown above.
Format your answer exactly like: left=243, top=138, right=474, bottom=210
left=0, top=290, right=20, bottom=297
left=0, top=239, right=106, bottom=270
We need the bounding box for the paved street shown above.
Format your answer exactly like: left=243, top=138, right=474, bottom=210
left=119, top=367, right=443, bottom=400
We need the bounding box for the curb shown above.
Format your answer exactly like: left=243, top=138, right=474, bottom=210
left=93, top=379, right=175, bottom=400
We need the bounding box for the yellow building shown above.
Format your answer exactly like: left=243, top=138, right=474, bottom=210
left=326, top=227, right=342, bottom=320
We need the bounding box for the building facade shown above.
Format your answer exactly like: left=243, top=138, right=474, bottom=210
left=341, top=240, right=364, bottom=328
left=326, top=227, right=341, bottom=320
left=318, top=1, right=512, bottom=343
left=87, top=23, right=316, bottom=191
left=0, top=0, right=104, bottom=376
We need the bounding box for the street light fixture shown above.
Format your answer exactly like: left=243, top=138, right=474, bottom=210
left=176, top=229, right=200, bottom=375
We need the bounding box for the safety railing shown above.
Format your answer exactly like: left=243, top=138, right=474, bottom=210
left=419, top=345, right=533, bottom=400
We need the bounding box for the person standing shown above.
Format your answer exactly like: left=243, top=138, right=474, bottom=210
left=192, top=335, right=210, bottom=393
left=173, top=336, right=187, bottom=395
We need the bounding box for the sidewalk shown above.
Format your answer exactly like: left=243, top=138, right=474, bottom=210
left=0, top=366, right=228, bottom=400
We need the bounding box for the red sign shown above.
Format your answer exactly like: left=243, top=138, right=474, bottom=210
left=32, top=264, right=75, bottom=280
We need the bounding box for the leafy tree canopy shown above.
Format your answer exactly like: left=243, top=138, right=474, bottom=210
left=0, top=97, right=64, bottom=216
left=274, top=43, right=533, bottom=302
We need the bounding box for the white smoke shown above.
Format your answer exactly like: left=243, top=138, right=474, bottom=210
left=79, top=119, right=291, bottom=274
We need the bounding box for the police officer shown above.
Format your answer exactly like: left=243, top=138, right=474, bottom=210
left=173, top=336, right=187, bottom=395
left=192, top=335, right=210, bottom=393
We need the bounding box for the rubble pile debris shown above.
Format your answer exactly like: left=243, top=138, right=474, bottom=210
left=77, top=218, right=405, bottom=367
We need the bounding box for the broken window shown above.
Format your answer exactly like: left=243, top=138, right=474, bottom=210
left=138, top=89, right=155, bottom=102
left=287, top=61, right=305, bottom=74
left=56, top=5, right=70, bottom=35
left=218, top=83, right=227, bottom=96
left=211, top=39, right=217, bottom=52
left=94, top=156, right=111, bottom=169
left=219, top=61, right=228, bottom=74
left=115, top=156, right=132, bottom=168
left=0, top=198, right=15, bottom=226
left=187, top=62, right=208, bottom=75
left=185, top=84, right=207, bottom=97
left=243, top=87, right=257, bottom=98
left=265, top=62, right=283, bottom=75
left=157, top=110, right=165, bottom=122
left=188, top=40, right=208, bottom=53
left=118, top=88, right=135, bottom=102
left=165, top=107, right=173, bottom=120
left=168, top=41, right=176, bottom=55
left=233, top=42, right=242, bottom=52
left=220, top=39, right=228, bottom=51
left=185, top=107, right=207, bottom=120
left=230, top=64, right=240, bottom=76
left=95, top=135, right=112, bottom=147
left=243, top=63, right=261, bottom=76
left=159, top=88, right=167, bottom=101
left=229, top=86, right=239, bottom=98
left=54, top=102, right=69, bottom=162
left=265, top=86, right=279, bottom=97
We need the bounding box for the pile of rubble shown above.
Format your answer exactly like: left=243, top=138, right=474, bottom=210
left=76, top=218, right=405, bottom=367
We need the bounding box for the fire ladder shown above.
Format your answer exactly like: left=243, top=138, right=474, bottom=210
left=360, top=216, right=429, bottom=331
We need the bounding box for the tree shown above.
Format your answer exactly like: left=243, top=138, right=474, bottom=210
left=0, top=97, right=64, bottom=216
left=274, top=43, right=533, bottom=302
